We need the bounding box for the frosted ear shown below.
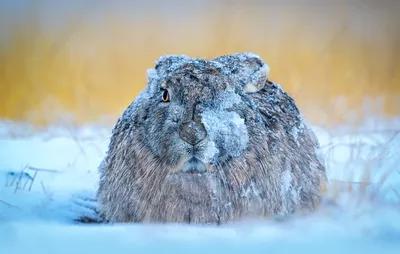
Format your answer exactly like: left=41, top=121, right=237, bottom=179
left=243, top=65, right=270, bottom=93
left=147, top=55, right=190, bottom=93
left=154, top=55, right=191, bottom=77
left=146, top=68, right=159, bottom=83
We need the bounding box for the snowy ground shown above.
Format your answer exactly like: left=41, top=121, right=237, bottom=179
left=0, top=119, right=399, bottom=253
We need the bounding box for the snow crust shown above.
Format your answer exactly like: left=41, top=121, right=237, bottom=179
left=200, top=90, right=249, bottom=160
left=0, top=120, right=400, bottom=253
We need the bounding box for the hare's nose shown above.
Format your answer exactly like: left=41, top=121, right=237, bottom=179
left=179, top=120, right=207, bottom=145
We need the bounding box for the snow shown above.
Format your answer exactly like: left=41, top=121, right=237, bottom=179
left=200, top=91, right=249, bottom=159
left=0, top=120, right=400, bottom=253
left=201, top=110, right=249, bottom=158
left=204, top=140, right=219, bottom=162
left=281, top=170, right=292, bottom=194
left=1, top=215, right=400, bottom=254
left=290, top=123, right=304, bottom=146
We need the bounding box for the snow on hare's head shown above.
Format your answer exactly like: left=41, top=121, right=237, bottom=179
left=97, top=53, right=327, bottom=224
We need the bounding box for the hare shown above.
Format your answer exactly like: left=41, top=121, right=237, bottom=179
left=96, top=53, right=327, bottom=224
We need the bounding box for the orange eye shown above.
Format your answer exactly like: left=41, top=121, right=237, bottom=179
left=162, top=89, right=169, bottom=102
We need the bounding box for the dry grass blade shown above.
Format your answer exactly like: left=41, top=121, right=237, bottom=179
left=0, top=200, right=13, bottom=207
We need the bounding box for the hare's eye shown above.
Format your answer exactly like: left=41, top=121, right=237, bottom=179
left=161, top=89, right=170, bottom=102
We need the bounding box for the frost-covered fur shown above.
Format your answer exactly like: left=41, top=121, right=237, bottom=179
left=97, top=53, right=327, bottom=224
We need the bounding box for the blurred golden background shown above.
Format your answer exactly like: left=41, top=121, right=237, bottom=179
left=0, top=0, right=399, bottom=128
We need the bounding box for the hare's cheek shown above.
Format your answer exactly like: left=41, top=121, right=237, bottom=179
left=163, top=135, right=192, bottom=164
left=159, top=127, right=183, bottom=149
left=167, top=105, right=186, bottom=125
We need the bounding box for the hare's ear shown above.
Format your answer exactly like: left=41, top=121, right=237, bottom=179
left=243, top=64, right=270, bottom=93
left=214, top=53, right=270, bottom=93
left=154, top=55, right=191, bottom=77
left=146, top=55, right=190, bottom=93
left=146, top=68, right=159, bottom=83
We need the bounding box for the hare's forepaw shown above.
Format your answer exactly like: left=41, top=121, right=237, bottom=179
left=69, top=191, right=106, bottom=224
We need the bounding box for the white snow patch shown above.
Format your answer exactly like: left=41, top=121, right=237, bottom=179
left=0, top=118, right=399, bottom=252
left=204, top=140, right=219, bottom=162
left=281, top=170, right=292, bottom=194
left=200, top=91, right=249, bottom=158
left=215, top=90, right=242, bottom=110
left=201, top=110, right=249, bottom=157
left=291, top=123, right=304, bottom=145
left=242, top=182, right=260, bottom=198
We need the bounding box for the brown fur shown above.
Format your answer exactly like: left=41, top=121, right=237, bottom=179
left=97, top=53, right=327, bottom=224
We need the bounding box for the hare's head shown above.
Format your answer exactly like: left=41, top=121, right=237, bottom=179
left=126, top=53, right=270, bottom=175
